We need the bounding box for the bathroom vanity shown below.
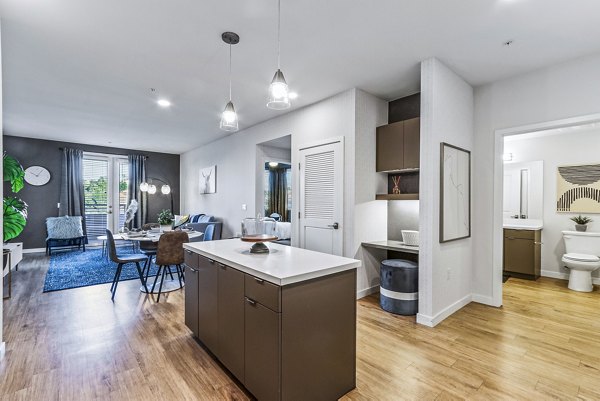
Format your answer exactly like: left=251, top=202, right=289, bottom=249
left=182, top=239, right=361, bottom=401
left=503, top=219, right=543, bottom=279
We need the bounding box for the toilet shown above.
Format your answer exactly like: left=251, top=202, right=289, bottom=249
left=562, top=231, right=600, bottom=292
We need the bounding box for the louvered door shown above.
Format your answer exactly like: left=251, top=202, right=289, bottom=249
left=299, top=140, right=344, bottom=256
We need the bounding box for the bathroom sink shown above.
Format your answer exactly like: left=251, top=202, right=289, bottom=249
left=503, top=218, right=543, bottom=230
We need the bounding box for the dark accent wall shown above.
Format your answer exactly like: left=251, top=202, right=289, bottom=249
left=388, top=93, right=420, bottom=123
left=3, top=135, right=180, bottom=249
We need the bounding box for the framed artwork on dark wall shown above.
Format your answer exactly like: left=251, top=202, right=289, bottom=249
left=440, top=142, right=471, bottom=243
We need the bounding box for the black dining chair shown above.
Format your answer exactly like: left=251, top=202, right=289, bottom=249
left=140, top=223, right=160, bottom=280
left=151, top=231, right=189, bottom=302
left=106, top=229, right=149, bottom=300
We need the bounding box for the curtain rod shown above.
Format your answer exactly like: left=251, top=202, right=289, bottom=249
left=58, top=147, right=149, bottom=159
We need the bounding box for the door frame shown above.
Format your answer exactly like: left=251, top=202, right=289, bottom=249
left=294, top=136, right=345, bottom=254
left=492, top=112, right=600, bottom=308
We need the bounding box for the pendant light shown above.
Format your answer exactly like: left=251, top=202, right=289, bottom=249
left=267, top=0, right=291, bottom=110
left=220, top=32, right=240, bottom=132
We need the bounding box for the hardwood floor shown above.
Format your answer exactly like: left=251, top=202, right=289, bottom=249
left=2, top=255, right=600, bottom=400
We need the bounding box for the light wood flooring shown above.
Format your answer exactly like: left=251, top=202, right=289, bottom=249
left=1, top=255, right=600, bottom=400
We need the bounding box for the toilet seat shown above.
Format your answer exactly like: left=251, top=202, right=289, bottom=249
left=563, top=253, right=600, bottom=263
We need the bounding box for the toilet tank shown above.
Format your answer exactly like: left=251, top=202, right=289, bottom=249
left=562, top=231, right=600, bottom=256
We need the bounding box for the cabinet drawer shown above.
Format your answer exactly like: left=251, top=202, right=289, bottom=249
left=504, top=229, right=535, bottom=240
left=245, top=274, right=281, bottom=312
left=184, top=249, right=199, bottom=269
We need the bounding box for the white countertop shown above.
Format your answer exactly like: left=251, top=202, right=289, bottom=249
left=362, top=240, right=419, bottom=254
left=183, top=239, right=361, bottom=286
left=503, top=218, right=544, bottom=230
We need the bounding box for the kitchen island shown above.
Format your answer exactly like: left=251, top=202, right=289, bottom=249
left=183, top=239, right=361, bottom=401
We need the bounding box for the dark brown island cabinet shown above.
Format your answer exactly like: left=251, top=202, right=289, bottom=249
left=183, top=239, right=361, bottom=401
left=376, top=117, right=420, bottom=172
left=503, top=229, right=542, bottom=279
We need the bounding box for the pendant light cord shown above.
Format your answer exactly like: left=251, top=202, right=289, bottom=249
left=229, top=44, right=232, bottom=101
left=277, top=0, right=281, bottom=69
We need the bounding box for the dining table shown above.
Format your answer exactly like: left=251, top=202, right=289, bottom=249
left=97, top=230, right=204, bottom=294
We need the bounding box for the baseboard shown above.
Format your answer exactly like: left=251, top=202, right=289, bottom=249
left=356, top=285, right=379, bottom=299
left=22, top=248, right=46, bottom=254
left=541, top=269, right=600, bottom=285
left=416, top=294, right=472, bottom=328
left=472, top=293, right=499, bottom=307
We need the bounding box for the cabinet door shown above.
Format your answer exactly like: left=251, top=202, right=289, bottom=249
left=197, top=256, right=218, bottom=351
left=217, top=263, right=245, bottom=382
left=376, top=121, right=404, bottom=172
left=245, top=298, right=281, bottom=401
left=504, top=237, right=534, bottom=275
left=184, top=250, right=199, bottom=337
left=403, top=117, right=420, bottom=169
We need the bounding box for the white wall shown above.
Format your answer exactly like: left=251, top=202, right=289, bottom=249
left=419, top=58, right=474, bottom=326
left=353, top=89, right=388, bottom=296
left=473, top=53, right=600, bottom=303
left=504, top=129, right=600, bottom=280
left=181, top=88, right=389, bottom=296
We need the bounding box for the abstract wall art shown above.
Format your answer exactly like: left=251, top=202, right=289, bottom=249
left=440, top=142, right=471, bottom=243
left=199, top=165, right=216, bottom=194
left=556, top=164, right=600, bottom=213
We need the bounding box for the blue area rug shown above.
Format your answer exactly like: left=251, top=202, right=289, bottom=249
left=43, top=248, right=158, bottom=292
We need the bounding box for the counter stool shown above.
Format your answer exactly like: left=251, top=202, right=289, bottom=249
left=380, top=259, right=418, bottom=315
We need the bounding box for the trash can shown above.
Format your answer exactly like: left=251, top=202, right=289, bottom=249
left=379, top=259, right=418, bottom=315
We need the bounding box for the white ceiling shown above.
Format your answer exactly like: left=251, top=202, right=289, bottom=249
left=3, top=0, right=600, bottom=154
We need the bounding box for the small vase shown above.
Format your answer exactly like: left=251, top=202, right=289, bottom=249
left=576, top=224, right=588, bottom=232
left=161, top=224, right=172, bottom=233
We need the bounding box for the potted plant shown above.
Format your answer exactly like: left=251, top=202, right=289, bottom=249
left=158, top=209, right=173, bottom=232
left=571, top=215, right=593, bottom=232
left=3, top=153, right=28, bottom=242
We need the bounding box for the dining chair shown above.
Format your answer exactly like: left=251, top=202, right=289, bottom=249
left=140, top=223, right=160, bottom=280
left=106, top=229, right=149, bottom=300
left=203, top=224, right=215, bottom=241
left=151, top=231, right=190, bottom=302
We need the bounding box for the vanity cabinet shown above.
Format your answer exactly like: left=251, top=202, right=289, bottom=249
left=503, top=229, right=541, bottom=279
left=376, top=117, right=420, bottom=172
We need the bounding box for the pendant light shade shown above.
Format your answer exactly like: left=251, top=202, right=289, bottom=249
left=267, top=0, right=291, bottom=110
left=220, top=101, right=239, bottom=131
left=267, top=69, right=290, bottom=110
left=220, top=32, right=240, bottom=132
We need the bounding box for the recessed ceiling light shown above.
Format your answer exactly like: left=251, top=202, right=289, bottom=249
left=157, top=99, right=172, bottom=108
left=288, top=92, right=298, bottom=100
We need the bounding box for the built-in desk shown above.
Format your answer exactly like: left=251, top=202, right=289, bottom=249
left=362, top=240, right=419, bottom=263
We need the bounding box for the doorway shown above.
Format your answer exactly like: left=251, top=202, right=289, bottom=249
left=83, top=153, right=129, bottom=244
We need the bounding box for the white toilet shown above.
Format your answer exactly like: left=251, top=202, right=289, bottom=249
left=562, top=231, right=600, bottom=292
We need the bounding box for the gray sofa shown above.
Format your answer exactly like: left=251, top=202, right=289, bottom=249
left=183, top=214, right=222, bottom=241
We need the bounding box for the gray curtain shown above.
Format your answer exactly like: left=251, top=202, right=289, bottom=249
left=128, top=154, right=147, bottom=228
left=59, top=148, right=86, bottom=234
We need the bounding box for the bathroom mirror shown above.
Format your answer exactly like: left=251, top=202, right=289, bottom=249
left=503, top=161, right=543, bottom=219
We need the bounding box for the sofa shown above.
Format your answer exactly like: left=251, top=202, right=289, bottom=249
left=179, top=214, right=222, bottom=241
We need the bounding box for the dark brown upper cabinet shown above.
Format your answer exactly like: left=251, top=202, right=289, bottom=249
left=376, top=117, right=420, bottom=172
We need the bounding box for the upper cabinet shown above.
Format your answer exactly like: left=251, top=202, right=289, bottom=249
left=376, top=117, right=420, bottom=172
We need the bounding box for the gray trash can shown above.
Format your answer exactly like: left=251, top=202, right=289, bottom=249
left=380, top=259, right=418, bottom=315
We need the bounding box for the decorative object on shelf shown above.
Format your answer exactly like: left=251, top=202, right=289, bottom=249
left=557, top=163, right=600, bottom=213
left=401, top=230, right=420, bottom=246
left=220, top=32, right=240, bottom=132
left=24, top=165, right=51, bottom=186
left=157, top=209, right=174, bottom=232
left=241, top=215, right=278, bottom=253
left=392, top=176, right=401, bottom=194
left=140, top=177, right=174, bottom=212
left=571, top=215, right=593, bottom=232
left=440, top=142, right=471, bottom=243
left=199, top=165, right=216, bottom=194
left=3, top=153, right=28, bottom=242
left=120, top=199, right=138, bottom=233
left=267, top=0, right=291, bottom=110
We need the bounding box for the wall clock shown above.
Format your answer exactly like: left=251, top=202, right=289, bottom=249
left=24, top=166, right=51, bottom=186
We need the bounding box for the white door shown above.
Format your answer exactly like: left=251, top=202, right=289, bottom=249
left=299, top=139, right=344, bottom=256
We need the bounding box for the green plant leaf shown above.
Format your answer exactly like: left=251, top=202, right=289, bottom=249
left=3, top=198, right=27, bottom=242
left=3, top=153, right=25, bottom=193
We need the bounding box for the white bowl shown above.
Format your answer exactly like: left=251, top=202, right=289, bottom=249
left=401, top=230, right=419, bottom=246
